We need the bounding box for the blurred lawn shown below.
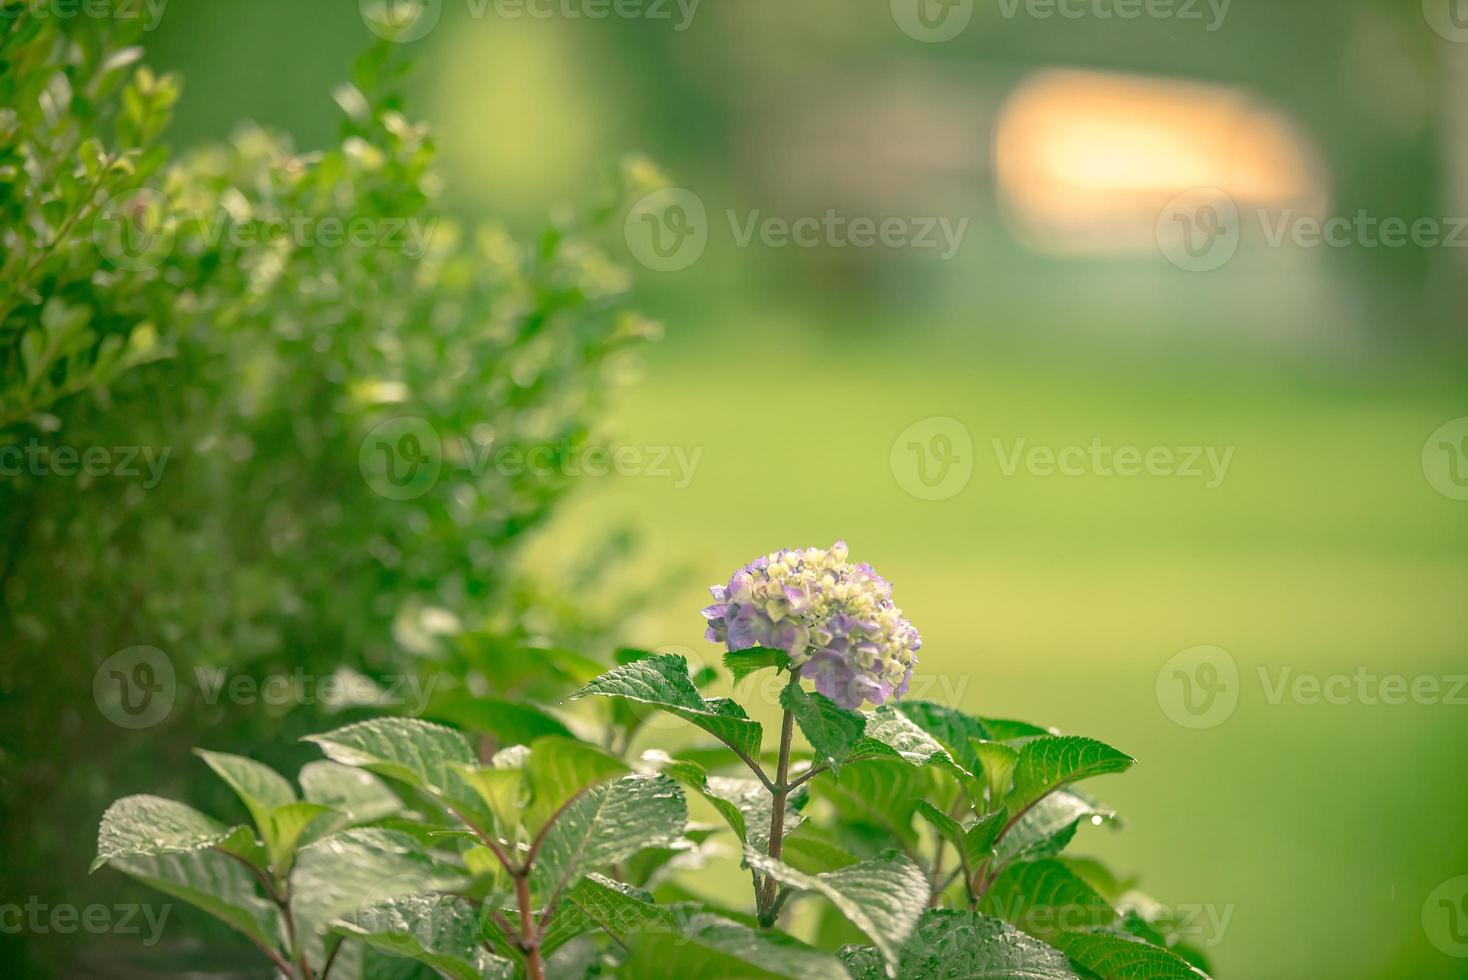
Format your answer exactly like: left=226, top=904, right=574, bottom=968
left=533, top=318, right=1468, bottom=980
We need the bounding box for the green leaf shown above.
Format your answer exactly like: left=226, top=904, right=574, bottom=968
left=971, top=739, right=1020, bottom=806
left=745, top=848, right=929, bottom=975
left=303, top=718, right=489, bottom=827
left=998, top=790, right=1115, bottom=864
left=914, top=801, right=1002, bottom=878
left=571, top=654, right=764, bottom=761
left=523, top=735, right=629, bottom=833
left=1006, top=736, right=1135, bottom=816
left=541, top=873, right=677, bottom=955
left=1051, top=930, right=1210, bottom=978
left=109, top=849, right=281, bottom=952
left=849, top=706, right=972, bottom=783
left=847, top=910, right=1083, bottom=979
left=895, top=701, right=990, bottom=770
left=533, top=773, right=687, bottom=909
left=778, top=833, right=860, bottom=875
left=723, top=646, right=790, bottom=684
left=781, top=684, right=865, bottom=774
left=982, top=717, right=1054, bottom=741
left=304, top=718, right=475, bottom=795
left=811, top=758, right=926, bottom=847
left=299, top=760, right=402, bottom=824
left=424, top=694, right=573, bottom=745
left=92, top=796, right=255, bottom=872
left=333, top=892, right=515, bottom=980
left=194, top=750, right=297, bottom=838
left=980, top=859, right=1117, bottom=942
left=649, top=755, right=809, bottom=852
left=624, top=913, right=849, bottom=980
left=265, top=802, right=335, bottom=875
left=293, top=828, right=469, bottom=972
left=451, top=764, right=526, bottom=841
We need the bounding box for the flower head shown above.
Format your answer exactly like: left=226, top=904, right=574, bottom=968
left=702, top=541, right=921, bottom=710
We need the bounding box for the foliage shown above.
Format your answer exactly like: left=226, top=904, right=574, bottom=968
left=96, top=649, right=1217, bottom=978
left=1, top=5, right=661, bottom=973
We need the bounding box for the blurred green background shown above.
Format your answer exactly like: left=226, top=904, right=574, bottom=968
left=13, top=0, right=1468, bottom=976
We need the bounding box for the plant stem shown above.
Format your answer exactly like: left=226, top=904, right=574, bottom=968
left=758, top=671, right=800, bottom=925
left=515, top=871, right=546, bottom=980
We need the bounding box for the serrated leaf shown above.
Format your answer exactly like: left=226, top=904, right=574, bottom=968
left=303, top=718, right=490, bottom=828
left=110, top=848, right=280, bottom=952
left=299, top=761, right=402, bottom=825
left=304, top=718, right=474, bottom=795
left=849, top=909, right=1083, bottom=979
left=1051, top=930, right=1210, bottom=978
left=624, top=913, right=848, bottom=980
left=781, top=684, right=865, bottom=774
left=971, top=739, right=1020, bottom=806
left=849, top=706, right=972, bottom=783
left=896, top=701, right=990, bottom=770
left=92, top=796, right=256, bottom=872
left=980, top=858, right=1117, bottom=942
left=745, top=848, right=928, bottom=975
left=425, top=694, right=573, bottom=745
left=723, top=646, right=790, bottom=684
left=333, top=892, right=515, bottom=980
left=1006, top=736, right=1135, bottom=816
left=533, top=773, right=686, bottom=909
left=523, top=735, right=629, bottom=833
left=293, top=828, right=469, bottom=972
left=998, top=790, right=1115, bottom=864
left=194, top=750, right=296, bottom=837
left=541, top=873, right=677, bottom=955
left=571, top=654, right=764, bottom=761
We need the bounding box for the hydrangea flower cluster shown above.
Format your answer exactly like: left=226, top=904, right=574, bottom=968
left=702, top=541, right=921, bottom=710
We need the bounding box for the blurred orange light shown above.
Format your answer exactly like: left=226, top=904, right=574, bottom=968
left=994, top=68, right=1327, bottom=255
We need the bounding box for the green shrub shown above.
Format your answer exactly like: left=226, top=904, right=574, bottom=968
left=1, top=6, right=659, bottom=973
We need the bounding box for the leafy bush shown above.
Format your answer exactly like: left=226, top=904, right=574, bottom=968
left=2, top=5, right=658, bottom=973
left=95, top=612, right=1216, bottom=977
